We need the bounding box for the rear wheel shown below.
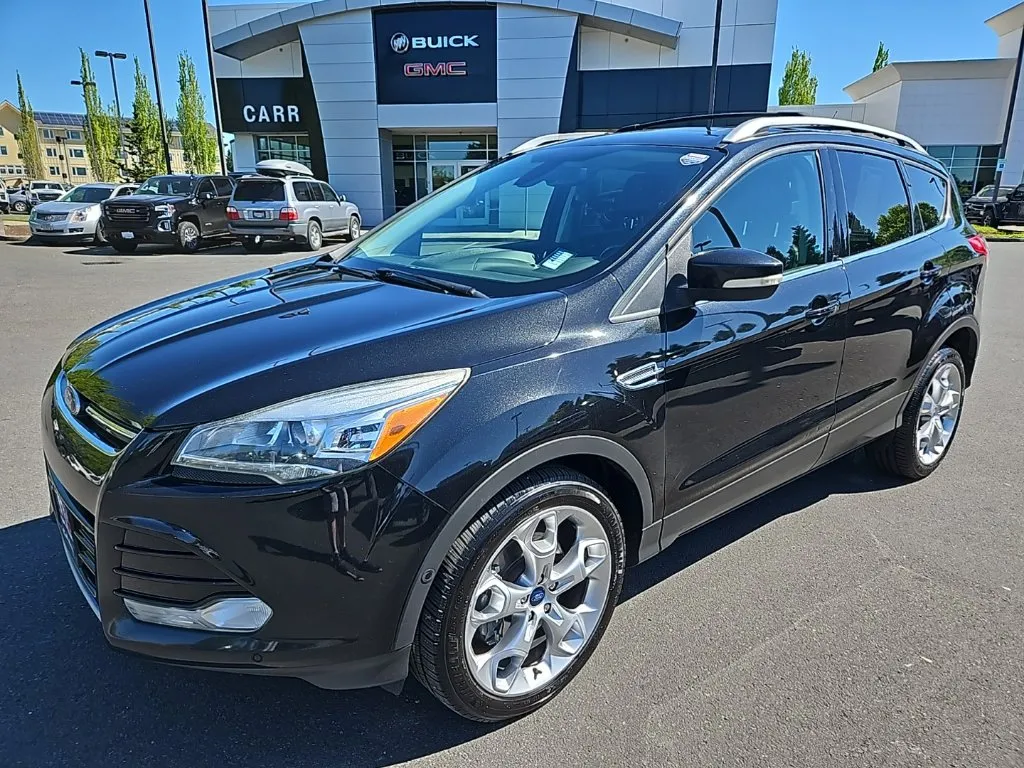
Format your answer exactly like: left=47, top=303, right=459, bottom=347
left=110, top=238, right=138, bottom=254
left=869, top=347, right=966, bottom=480
left=13, top=200, right=28, bottom=214
left=412, top=467, right=625, bottom=721
left=346, top=214, right=360, bottom=241
left=176, top=220, right=202, bottom=253
left=303, top=220, right=323, bottom=251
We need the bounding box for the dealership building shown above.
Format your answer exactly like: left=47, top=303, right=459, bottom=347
left=210, top=0, right=778, bottom=225
left=774, top=2, right=1024, bottom=200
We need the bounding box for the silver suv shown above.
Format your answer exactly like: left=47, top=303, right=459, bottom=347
left=227, top=160, right=360, bottom=252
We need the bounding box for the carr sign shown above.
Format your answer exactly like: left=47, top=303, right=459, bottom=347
left=373, top=7, right=497, bottom=105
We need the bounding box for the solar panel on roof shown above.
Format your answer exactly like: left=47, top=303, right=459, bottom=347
left=33, top=112, right=87, bottom=127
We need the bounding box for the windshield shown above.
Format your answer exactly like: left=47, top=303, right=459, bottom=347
left=59, top=186, right=113, bottom=204
left=233, top=179, right=285, bottom=202
left=340, top=142, right=718, bottom=296
left=137, top=176, right=195, bottom=196
left=975, top=186, right=1015, bottom=198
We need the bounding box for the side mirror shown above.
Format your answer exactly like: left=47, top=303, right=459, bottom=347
left=685, top=247, right=784, bottom=302
left=200, top=190, right=215, bottom=200
left=340, top=194, right=346, bottom=202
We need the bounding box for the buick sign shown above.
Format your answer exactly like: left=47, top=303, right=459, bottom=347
left=391, top=32, right=410, bottom=53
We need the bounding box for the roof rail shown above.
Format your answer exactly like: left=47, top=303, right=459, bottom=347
left=509, top=132, right=607, bottom=155
left=615, top=111, right=806, bottom=133
left=722, top=116, right=926, bottom=153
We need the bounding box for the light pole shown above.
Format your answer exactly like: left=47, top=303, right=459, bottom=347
left=201, top=0, right=227, bottom=175
left=55, top=135, right=73, bottom=184
left=95, top=50, right=127, bottom=172
left=143, top=0, right=173, bottom=173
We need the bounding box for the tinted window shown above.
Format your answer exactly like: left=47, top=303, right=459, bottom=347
left=213, top=177, right=233, bottom=197
left=310, top=182, right=325, bottom=202
left=320, top=183, right=340, bottom=203
left=905, top=165, right=947, bottom=232
left=344, top=143, right=713, bottom=296
left=137, top=176, right=196, bottom=196
left=234, top=179, right=285, bottom=202
left=59, top=186, right=113, bottom=203
left=293, top=181, right=313, bottom=202
left=115, top=186, right=136, bottom=197
left=196, top=178, right=215, bottom=198
left=690, top=151, right=825, bottom=272
left=837, top=151, right=912, bottom=255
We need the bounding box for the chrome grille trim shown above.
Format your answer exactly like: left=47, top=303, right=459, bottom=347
left=84, top=404, right=140, bottom=443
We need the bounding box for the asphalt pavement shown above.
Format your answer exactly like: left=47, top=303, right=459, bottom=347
left=0, top=239, right=1021, bottom=768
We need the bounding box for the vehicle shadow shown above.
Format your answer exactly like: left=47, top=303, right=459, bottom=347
left=0, top=451, right=899, bottom=768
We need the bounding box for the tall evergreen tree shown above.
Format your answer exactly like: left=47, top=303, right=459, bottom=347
left=15, top=73, right=44, bottom=180
left=124, top=58, right=164, bottom=181
left=175, top=53, right=217, bottom=174
left=778, top=48, right=818, bottom=106
left=79, top=49, right=119, bottom=181
left=873, top=42, right=890, bottom=72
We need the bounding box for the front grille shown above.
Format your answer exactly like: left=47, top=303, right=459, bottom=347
left=114, top=529, right=251, bottom=606
left=50, top=477, right=98, bottom=601
left=104, top=204, right=151, bottom=226
left=37, top=212, right=68, bottom=222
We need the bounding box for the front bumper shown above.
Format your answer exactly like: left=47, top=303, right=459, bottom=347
left=102, top=216, right=178, bottom=244
left=41, top=376, right=448, bottom=690
left=31, top=220, right=98, bottom=238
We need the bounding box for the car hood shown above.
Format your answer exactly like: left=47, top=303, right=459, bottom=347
left=967, top=195, right=1007, bottom=204
left=33, top=201, right=100, bottom=215
left=61, top=256, right=567, bottom=429
left=105, top=193, right=189, bottom=206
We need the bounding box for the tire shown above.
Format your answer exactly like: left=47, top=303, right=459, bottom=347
left=110, top=238, right=138, bottom=254
left=346, top=214, right=360, bottom=241
left=176, top=220, right=202, bottom=253
left=303, top=220, right=323, bottom=251
left=982, top=209, right=997, bottom=228
left=92, top=226, right=106, bottom=246
left=13, top=200, right=28, bottom=214
left=869, top=347, right=966, bottom=480
left=412, top=467, right=625, bottom=722
left=242, top=236, right=263, bottom=253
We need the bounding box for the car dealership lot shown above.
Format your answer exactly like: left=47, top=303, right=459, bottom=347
left=1, top=241, right=1022, bottom=767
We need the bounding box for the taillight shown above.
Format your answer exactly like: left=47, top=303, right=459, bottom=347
left=226, top=205, right=239, bottom=221
left=968, top=234, right=989, bottom=259
left=279, top=207, right=299, bottom=221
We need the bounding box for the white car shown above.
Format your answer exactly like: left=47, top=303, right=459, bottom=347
left=29, top=183, right=139, bottom=244
left=0, top=181, right=8, bottom=214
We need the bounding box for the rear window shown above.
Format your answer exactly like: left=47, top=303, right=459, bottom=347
left=233, top=179, right=285, bottom=202
left=836, top=151, right=912, bottom=255
left=905, top=165, right=948, bottom=232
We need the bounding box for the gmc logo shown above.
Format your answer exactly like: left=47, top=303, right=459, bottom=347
left=403, top=62, right=467, bottom=77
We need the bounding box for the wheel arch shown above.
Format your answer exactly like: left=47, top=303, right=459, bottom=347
left=392, top=435, right=655, bottom=650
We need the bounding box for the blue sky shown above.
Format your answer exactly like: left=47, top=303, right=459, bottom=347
left=2, top=0, right=1020, bottom=118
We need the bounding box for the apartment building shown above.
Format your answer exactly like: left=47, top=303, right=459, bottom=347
left=0, top=100, right=190, bottom=186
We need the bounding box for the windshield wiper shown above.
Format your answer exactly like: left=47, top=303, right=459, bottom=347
left=332, top=264, right=487, bottom=298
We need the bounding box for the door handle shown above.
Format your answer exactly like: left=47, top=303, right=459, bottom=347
left=920, top=262, right=942, bottom=282
left=805, top=297, right=840, bottom=324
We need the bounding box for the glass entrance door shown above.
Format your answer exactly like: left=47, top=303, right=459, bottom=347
left=455, top=161, right=488, bottom=224
left=427, top=162, right=456, bottom=194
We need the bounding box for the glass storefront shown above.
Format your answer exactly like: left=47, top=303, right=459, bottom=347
left=392, top=134, right=499, bottom=210
left=256, top=134, right=312, bottom=166
left=925, top=145, right=1000, bottom=199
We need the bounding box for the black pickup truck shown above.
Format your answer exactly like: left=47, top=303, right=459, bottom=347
left=963, top=184, right=1021, bottom=227
left=101, top=174, right=235, bottom=253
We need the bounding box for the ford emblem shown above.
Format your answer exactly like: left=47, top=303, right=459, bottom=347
left=62, top=380, right=82, bottom=417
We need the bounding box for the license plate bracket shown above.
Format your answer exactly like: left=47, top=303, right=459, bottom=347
left=121, top=231, right=135, bottom=240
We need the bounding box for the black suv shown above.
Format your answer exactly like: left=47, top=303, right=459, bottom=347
left=42, top=116, right=985, bottom=722
left=101, top=174, right=235, bottom=253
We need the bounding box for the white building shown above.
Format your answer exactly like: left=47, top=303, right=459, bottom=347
left=210, top=0, right=779, bottom=225
left=774, top=2, right=1024, bottom=199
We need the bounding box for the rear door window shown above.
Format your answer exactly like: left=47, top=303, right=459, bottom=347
left=904, top=165, right=948, bottom=232
left=309, top=183, right=325, bottom=202
left=293, top=182, right=313, bottom=202
left=836, top=151, right=913, bottom=255
left=213, top=177, right=234, bottom=197
left=690, top=150, right=826, bottom=272
left=234, top=179, right=285, bottom=202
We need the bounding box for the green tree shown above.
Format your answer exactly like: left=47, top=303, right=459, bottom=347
left=15, top=72, right=44, bottom=180
left=225, top=143, right=233, bottom=172
left=79, top=49, right=120, bottom=181
left=124, top=57, right=165, bottom=181
left=873, top=42, right=890, bottom=72
left=175, top=53, right=217, bottom=173
left=778, top=48, right=818, bottom=106
left=876, top=204, right=912, bottom=246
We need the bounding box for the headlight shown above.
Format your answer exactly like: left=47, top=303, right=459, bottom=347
left=70, top=209, right=89, bottom=223
left=172, top=369, right=469, bottom=484
left=154, top=204, right=174, bottom=216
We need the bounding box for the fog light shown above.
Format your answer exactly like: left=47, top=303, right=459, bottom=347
left=124, top=596, right=272, bottom=632
left=157, top=220, right=172, bottom=232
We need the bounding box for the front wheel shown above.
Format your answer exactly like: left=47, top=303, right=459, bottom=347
left=12, top=200, right=28, bottom=214
left=869, top=347, right=966, bottom=480
left=176, top=220, right=202, bottom=253
left=982, top=209, right=997, bottom=228
left=346, top=214, right=360, bottom=241
left=241, top=235, right=263, bottom=253
left=412, top=467, right=625, bottom=721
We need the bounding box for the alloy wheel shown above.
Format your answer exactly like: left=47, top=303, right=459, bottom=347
left=180, top=222, right=199, bottom=249
left=309, top=224, right=322, bottom=250
left=463, top=505, right=612, bottom=697
left=916, top=362, right=962, bottom=465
